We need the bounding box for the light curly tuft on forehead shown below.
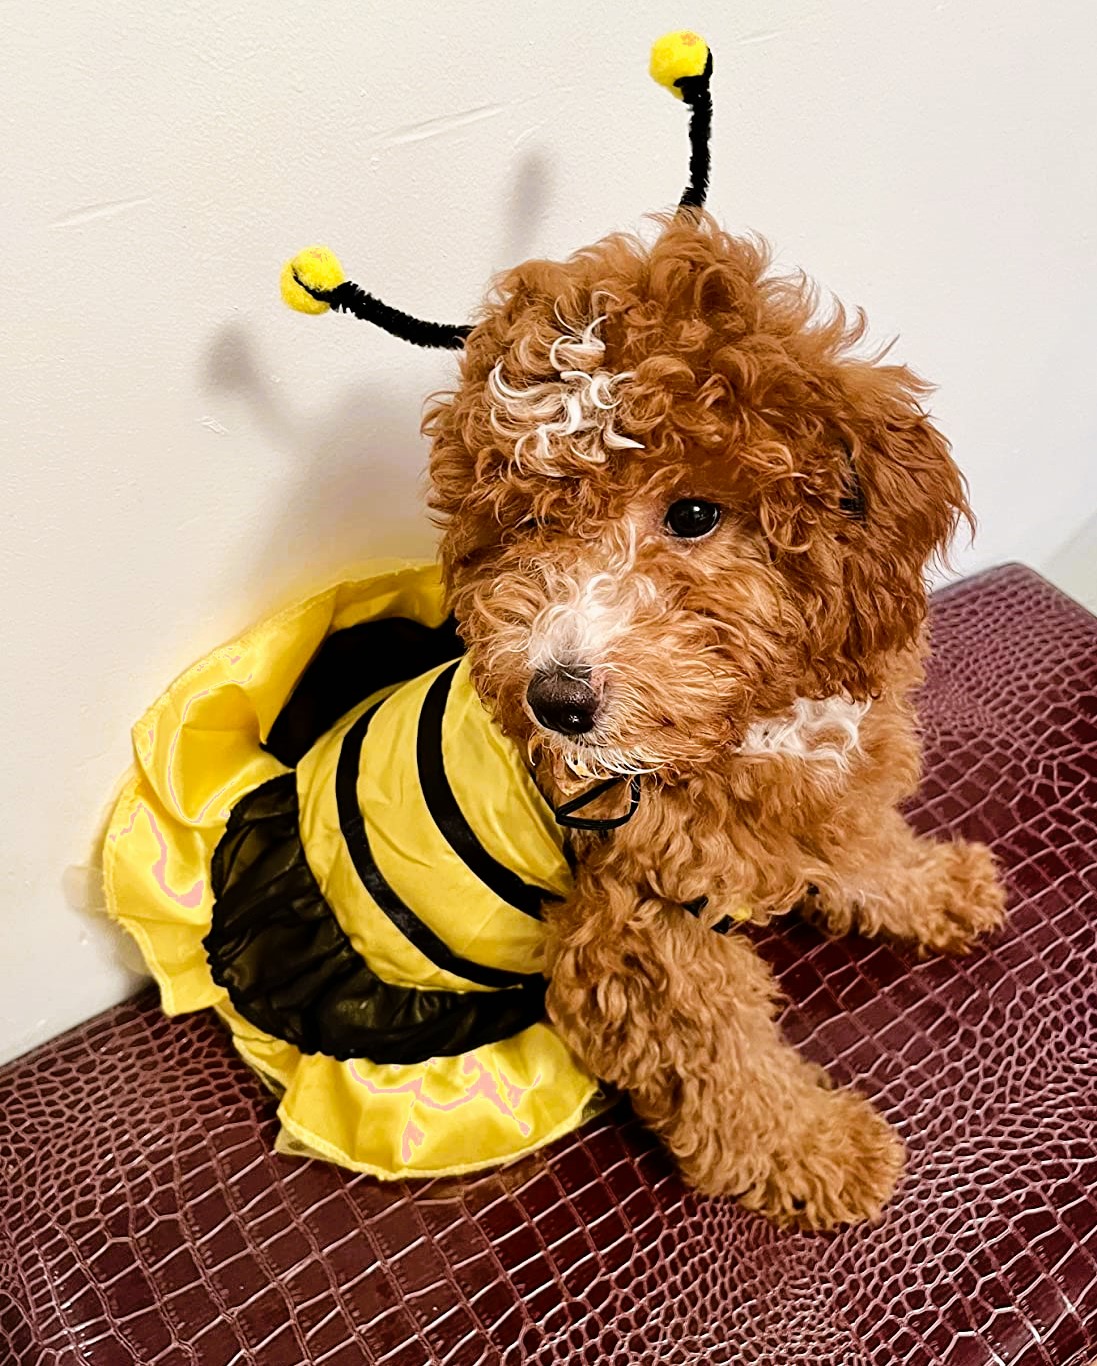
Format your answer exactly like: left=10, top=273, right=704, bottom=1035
left=486, top=313, right=643, bottom=477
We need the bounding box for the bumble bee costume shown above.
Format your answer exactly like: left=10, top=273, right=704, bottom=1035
left=105, top=33, right=718, bottom=1179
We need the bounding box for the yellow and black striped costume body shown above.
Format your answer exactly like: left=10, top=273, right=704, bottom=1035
left=105, top=563, right=601, bottom=1178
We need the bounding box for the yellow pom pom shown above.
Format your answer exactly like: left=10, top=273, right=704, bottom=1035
left=280, top=245, right=345, bottom=315
left=649, top=30, right=709, bottom=100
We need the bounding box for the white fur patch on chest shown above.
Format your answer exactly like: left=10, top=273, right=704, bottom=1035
left=487, top=315, right=641, bottom=474
left=739, top=695, right=870, bottom=767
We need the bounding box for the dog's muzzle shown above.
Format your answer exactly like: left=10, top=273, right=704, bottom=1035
left=526, top=667, right=600, bottom=736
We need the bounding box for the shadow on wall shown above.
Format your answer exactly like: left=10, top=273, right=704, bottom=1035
left=201, top=321, right=438, bottom=594
left=498, top=147, right=554, bottom=267
left=199, top=148, right=557, bottom=605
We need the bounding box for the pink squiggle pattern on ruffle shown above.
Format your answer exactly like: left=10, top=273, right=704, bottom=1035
left=349, top=1054, right=543, bottom=1164
left=110, top=803, right=205, bottom=910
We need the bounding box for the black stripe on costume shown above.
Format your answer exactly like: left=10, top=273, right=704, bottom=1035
left=264, top=615, right=464, bottom=768
left=416, top=660, right=556, bottom=921
left=337, top=700, right=541, bottom=991
left=205, top=775, right=546, bottom=1063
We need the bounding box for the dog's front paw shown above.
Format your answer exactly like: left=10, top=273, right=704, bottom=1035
left=918, top=839, right=1006, bottom=956
left=735, top=1088, right=905, bottom=1231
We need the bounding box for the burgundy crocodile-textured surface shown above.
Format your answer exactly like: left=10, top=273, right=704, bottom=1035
left=1, top=563, right=1095, bottom=1366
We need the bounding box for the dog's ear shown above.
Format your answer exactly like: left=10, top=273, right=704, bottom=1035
left=829, top=360, right=972, bottom=689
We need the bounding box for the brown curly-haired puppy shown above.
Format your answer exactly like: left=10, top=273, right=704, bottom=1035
left=425, top=212, right=1005, bottom=1230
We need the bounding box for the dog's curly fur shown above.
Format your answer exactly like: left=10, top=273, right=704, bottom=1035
left=424, top=212, right=1005, bottom=1229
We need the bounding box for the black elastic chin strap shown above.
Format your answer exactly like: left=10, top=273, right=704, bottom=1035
left=839, top=439, right=867, bottom=521
left=551, top=777, right=751, bottom=933
left=295, top=275, right=472, bottom=351
left=681, top=896, right=736, bottom=936
left=553, top=775, right=642, bottom=832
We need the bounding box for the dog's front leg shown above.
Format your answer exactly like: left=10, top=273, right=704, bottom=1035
left=545, top=865, right=904, bottom=1229
left=807, top=806, right=1005, bottom=955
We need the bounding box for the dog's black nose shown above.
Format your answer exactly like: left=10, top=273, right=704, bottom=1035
left=526, top=668, right=599, bottom=736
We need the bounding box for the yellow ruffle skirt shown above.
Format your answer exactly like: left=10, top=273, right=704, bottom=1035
left=103, top=560, right=601, bottom=1179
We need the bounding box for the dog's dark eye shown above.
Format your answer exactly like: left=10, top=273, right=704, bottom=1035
left=664, top=499, right=722, bottom=539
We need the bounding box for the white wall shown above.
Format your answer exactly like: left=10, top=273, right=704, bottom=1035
left=2, top=0, right=1096, bottom=1066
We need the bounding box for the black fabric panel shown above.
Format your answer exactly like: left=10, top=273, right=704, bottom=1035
left=205, top=775, right=547, bottom=1064
left=264, top=615, right=464, bottom=768
left=336, top=702, right=543, bottom=991
left=416, top=660, right=555, bottom=920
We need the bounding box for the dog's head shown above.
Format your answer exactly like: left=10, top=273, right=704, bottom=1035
left=280, top=36, right=967, bottom=785
left=426, top=214, right=970, bottom=783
